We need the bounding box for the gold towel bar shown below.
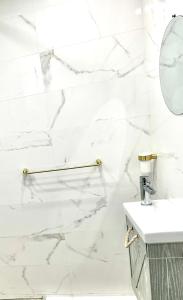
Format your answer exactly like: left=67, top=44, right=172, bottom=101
left=23, top=159, right=102, bottom=175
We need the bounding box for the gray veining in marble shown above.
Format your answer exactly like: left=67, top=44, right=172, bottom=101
left=0, top=0, right=147, bottom=296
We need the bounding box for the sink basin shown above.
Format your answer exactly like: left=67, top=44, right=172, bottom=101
left=123, top=198, right=183, bottom=244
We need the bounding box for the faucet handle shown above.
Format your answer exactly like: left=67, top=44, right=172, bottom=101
left=143, top=184, right=156, bottom=195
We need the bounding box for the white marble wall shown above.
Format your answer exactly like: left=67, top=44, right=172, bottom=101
left=0, top=0, right=150, bottom=297
left=141, top=0, right=183, bottom=199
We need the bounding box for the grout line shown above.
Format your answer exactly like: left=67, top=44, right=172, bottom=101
left=0, top=27, right=145, bottom=65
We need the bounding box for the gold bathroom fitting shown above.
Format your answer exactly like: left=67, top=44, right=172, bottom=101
left=22, top=159, right=102, bottom=175
left=138, top=153, right=157, bottom=161
left=124, top=227, right=139, bottom=248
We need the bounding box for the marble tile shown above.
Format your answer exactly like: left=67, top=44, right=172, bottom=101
left=0, top=202, right=66, bottom=237
left=33, top=0, right=66, bottom=11
left=39, top=30, right=145, bottom=91
left=0, top=0, right=35, bottom=18
left=46, top=77, right=149, bottom=135
left=150, top=114, right=183, bottom=199
left=65, top=230, right=128, bottom=265
left=0, top=90, right=63, bottom=132
left=0, top=265, right=71, bottom=296
left=70, top=257, right=132, bottom=295
left=0, top=0, right=150, bottom=296
left=0, top=138, right=53, bottom=206
left=0, top=111, right=150, bottom=209
left=35, top=0, right=100, bottom=50
left=0, top=55, right=44, bottom=102
left=0, top=234, right=68, bottom=266
left=86, top=0, right=143, bottom=37
left=0, top=212, right=130, bottom=268
left=0, top=14, right=37, bottom=61
left=0, top=132, right=52, bottom=153
left=0, top=94, right=47, bottom=132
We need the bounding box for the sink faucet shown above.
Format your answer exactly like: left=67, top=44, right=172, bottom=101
left=140, top=175, right=156, bottom=205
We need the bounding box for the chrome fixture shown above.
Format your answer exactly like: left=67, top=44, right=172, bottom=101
left=23, top=159, right=102, bottom=175
left=140, top=175, right=156, bottom=206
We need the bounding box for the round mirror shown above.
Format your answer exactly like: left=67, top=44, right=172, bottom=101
left=159, top=15, right=183, bottom=114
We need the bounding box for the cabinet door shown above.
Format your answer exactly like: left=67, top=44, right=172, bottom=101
left=126, top=218, right=151, bottom=300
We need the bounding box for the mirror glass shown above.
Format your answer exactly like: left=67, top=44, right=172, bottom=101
left=159, top=16, right=183, bottom=114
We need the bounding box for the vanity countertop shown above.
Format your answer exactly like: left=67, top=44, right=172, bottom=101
left=123, top=198, right=183, bottom=244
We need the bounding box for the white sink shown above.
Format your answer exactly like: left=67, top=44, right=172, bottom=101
left=123, top=198, right=183, bottom=244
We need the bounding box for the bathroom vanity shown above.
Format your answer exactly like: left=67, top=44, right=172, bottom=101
left=123, top=199, right=183, bottom=300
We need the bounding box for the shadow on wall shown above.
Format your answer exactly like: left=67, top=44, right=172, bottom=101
left=20, top=98, right=127, bottom=236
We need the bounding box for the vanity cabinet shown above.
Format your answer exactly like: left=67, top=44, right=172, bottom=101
left=126, top=218, right=183, bottom=300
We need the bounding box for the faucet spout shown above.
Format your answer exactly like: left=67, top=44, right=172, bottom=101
left=140, top=175, right=156, bottom=206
